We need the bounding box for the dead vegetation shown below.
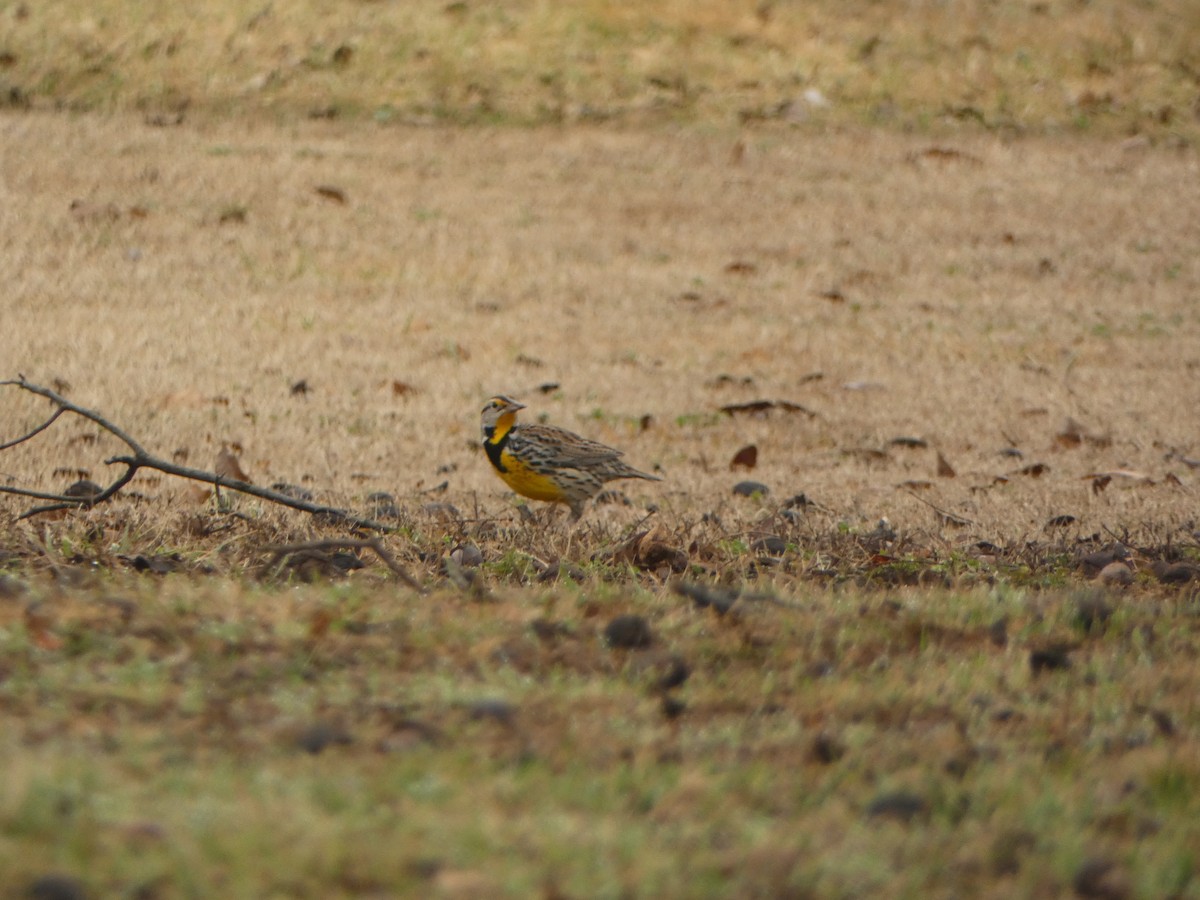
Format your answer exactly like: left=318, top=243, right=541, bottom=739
left=1, top=0, right=1198, bottom=140
left=0, top=2, right=1199, bottom=893
left=0, top=533, right=1198, bottom=896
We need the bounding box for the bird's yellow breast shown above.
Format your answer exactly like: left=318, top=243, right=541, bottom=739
left=496, top=449, right=569, bottom=503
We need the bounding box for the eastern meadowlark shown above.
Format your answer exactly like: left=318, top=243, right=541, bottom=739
left=480, top=395, right=661, bottom=520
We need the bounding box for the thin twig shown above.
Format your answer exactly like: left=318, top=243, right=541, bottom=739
left=2, top=376, right=150, bottom=456
left=0, top=484, right=98, bottom=503
left=0, top=406, right=65, bottom=451
left=18, top=464, right=140, bottom=519
left=103, top=453, right=397, bottom=532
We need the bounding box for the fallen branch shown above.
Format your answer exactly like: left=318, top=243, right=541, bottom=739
left=1, top=375, right=397, bottom=533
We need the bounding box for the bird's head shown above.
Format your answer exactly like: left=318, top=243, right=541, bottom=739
left=481, top=395, right=525, bottom=443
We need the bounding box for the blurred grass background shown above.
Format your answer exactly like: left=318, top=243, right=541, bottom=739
left=1, top=0, right=1197, bottom=137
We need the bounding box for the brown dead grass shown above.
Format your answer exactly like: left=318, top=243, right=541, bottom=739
left=1, top=8, right=1198, bottom=895
left=1, top=112, right=1197, bottom=557
left=2, top=0, right=1199, bottom=139
left=0, top=100, right=1198, bottom=898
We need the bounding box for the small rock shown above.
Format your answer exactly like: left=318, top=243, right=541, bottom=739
left=366, top=491, right=404, bottom=520
left=751, top=534, right=787, bottom=555
left=271, top=482, right=314, bottom=502
left=1074, top=594, right=1114, bottom=632
left=1077, top=542, right=1128, bottom=578
left=604, top=615, right=654, bottom=649
left=0, top=574, right=28, bottom=600
left=529, top=618, right=573, bottom=642
left=988, top=617, right=1009, bottom=647
left=671, top=581, right=738, bottom=616
left=536, top=562, right=588, bottom=583
left=809, top=732, right=846, bottom=764
left=593, top=488, right=632, bottom=507
left=655, top=655, right=691, bottom=691
left=465, top=698, right=516, bottom=725
left=63, top=480, right=103, bottom=500
left=294, top=721, right=353, bottom=755
left=1096, top=562, right=1133, bottom=587
left=631, top=649, right=691, bottom=691
left=1030, top=646, right=1072, bottom=673
left=660, top=695, right=686, bottom=719
left=26, top=875, right=87, bottom=900
left=989, top=828, right=1037, bottom=875
left=450, top=543, right=483, bottom=567
left=732, top=480, right=770, bottom=498
left=1073, top=856, right=1131, bottom=900
left=635, top=533, right=688, bottom=573
left=782, top=492, right=811, bottom=509
left=329, top=552, right=365, bottom=573
left=126, top=554, right=180, bottom=575
left=865, top=791, right=927, bottom=823
left=1151, top=561, right=1199, bottom=584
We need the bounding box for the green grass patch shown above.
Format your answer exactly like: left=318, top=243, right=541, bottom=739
left=0, top=571, right=1196, bottom=896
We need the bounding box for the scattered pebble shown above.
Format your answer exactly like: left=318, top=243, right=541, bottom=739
left=1073, top=856, right=1131, bottom=900
left=751, top=534, right=787, bottom=555
left=631, top=649, right=691, bottom=691
left=1074, top=594, right=1114, bottom=632
left=536, top=562, right=587, bottom=583
left=294, top=721, right=353, bottom=755
left=989, top=828, right=1036, bottom=876
left=809, top=732, right=846, bottom=765
left=271, top=482, right=314, bottom=502
left=1077, top=542, right=1128, bottom=578
left=1152, top=561, right=1199, bottom=584
left=672, top=581, right=738, bottom=616
left=1030, top=646, right=1072, bottom=673
left=988, top=617, right=1009, bottom=647
left=0, top=574, right=28, bottom=600
left=865, top=791, right=927, bottom=823
left=604, top=615, right=654, bottom=649
left=660, top=695, right=686, bottom=720
left=367, top=491, right=404, bottom=520
left=450, top=543, right=483, bottom=567
left=420, top=501, right=460, bottom=519
left=732, top=480, right=770, bottom=498
left=329, top=552, right=365, bottom=573
left=25, top=875, right=88, bottom=900
left=593, top=488, right=632, bottom=507
left=529, top=618, right=573, bottom=642
left=63, top=479, right=103, bottom=500
left=465, top=698, right=516, bottom=725
left=126, top=554, right=181, bottom=575
left=1096, top=562, right=1133, bottom=587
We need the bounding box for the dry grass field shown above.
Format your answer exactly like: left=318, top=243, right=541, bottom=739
left=1, top=1, right=1200, bottom=898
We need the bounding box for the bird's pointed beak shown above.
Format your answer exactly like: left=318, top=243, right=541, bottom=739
left=508, top=400, right=527, bottom=411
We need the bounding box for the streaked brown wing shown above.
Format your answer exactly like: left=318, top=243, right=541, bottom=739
left=512, top=424, right=625, bottom=468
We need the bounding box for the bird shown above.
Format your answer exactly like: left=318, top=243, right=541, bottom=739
left=480, top=395, right=661, bottom=520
